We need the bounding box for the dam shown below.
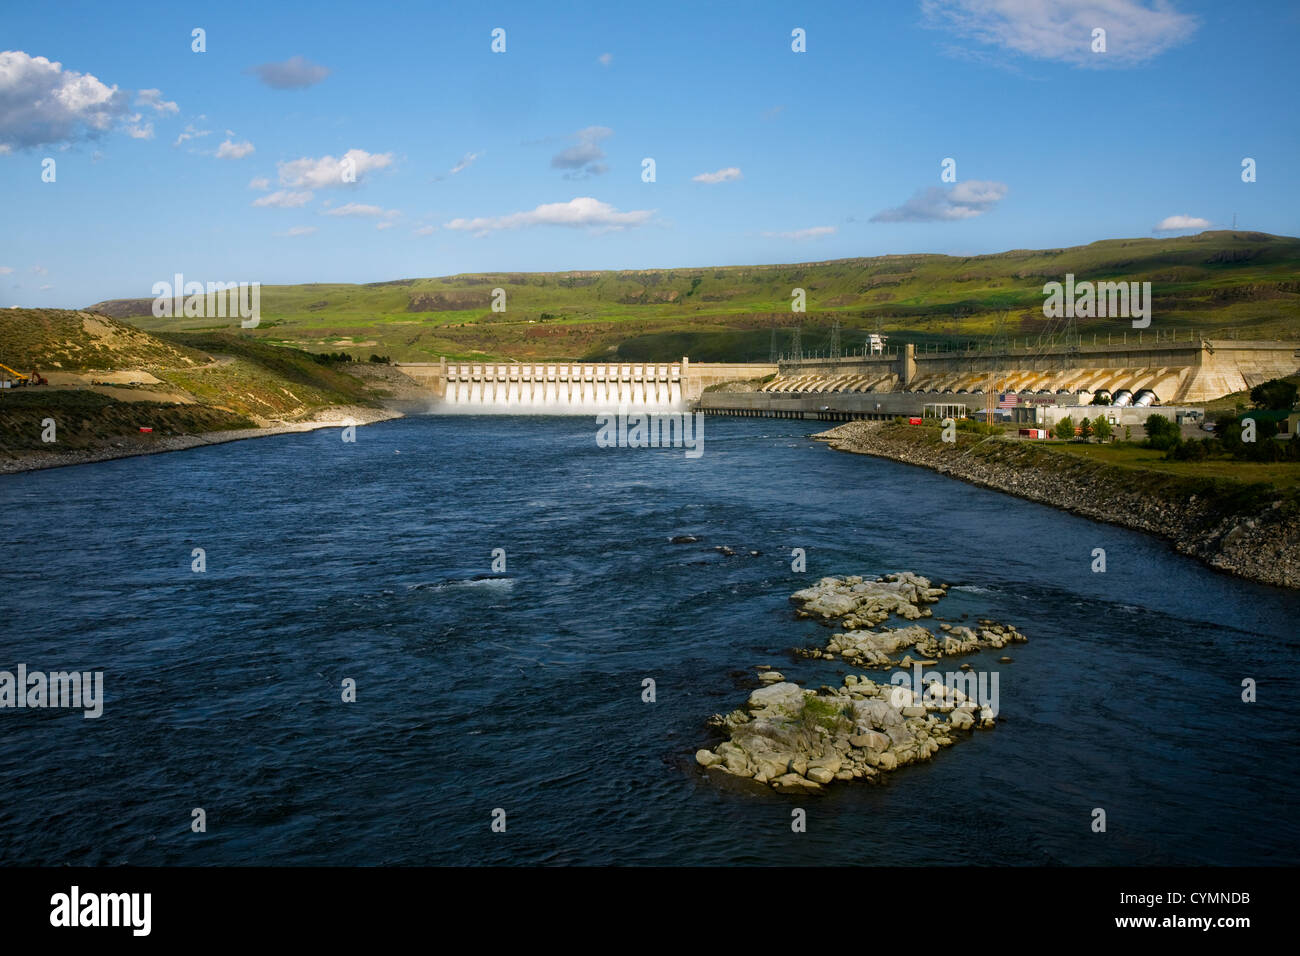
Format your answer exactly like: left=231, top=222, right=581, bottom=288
left=394, top=338, right=1299, bottom=416
left=395, top=358, right=776, bottom=412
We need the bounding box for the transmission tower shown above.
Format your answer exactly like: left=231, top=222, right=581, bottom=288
left=769, top=324, right=778, bottom=363
left=985, top=309, right=1009, bottom=424
left=791, top=327, right=802, bottom=364
left=829, top=318, right=841, bottom=360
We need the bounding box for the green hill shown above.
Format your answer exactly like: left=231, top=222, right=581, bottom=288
left=0, top=311, right=388, bottom=465
left=90, top=230, right=1300, bottom=364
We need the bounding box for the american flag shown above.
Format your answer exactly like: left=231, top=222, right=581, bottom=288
left=997, top=392, right=1018, bottom=408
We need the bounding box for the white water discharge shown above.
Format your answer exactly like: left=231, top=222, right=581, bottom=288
left=438, top=362, right=685, bottom=414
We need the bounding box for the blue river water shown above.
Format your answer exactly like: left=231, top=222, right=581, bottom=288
left=1, top=414, right=1297, bottom=865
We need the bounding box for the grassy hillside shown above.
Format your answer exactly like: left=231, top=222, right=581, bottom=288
left=91, top=230, right=1300, bottom=363
left=0, top=311, right=387, bottom=464
left=1, top=308, right=210, bottom=371
left=153, top=332, right=380, bottom=420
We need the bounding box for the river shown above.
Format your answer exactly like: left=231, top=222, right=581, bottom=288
left=1, top=414, right=1296, bottom=865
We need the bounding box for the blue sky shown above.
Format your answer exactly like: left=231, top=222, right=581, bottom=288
left=2, top=0, right=1298, bottom=307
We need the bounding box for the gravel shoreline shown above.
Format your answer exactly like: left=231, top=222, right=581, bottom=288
left=0, top=405, right=402, bottom=476
left=815, top=420, right=1300, bottom=590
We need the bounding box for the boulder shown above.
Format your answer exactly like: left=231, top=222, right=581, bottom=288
left=747, top=681, right=805, bottom=716
left=773, top=773, right=821, bottom=792
left=849, top=731, right=890, bottom=753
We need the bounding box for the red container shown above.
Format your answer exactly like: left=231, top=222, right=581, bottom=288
left=139, top=427, right=153, bottom=433
left=908, top=417, right=922, bottom=425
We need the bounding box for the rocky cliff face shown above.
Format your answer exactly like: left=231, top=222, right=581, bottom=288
left=815, top=421, right=1300, bottom=590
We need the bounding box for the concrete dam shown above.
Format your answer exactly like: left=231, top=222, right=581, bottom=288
left=394, top=338, right=1299, bottom=417
left=394, top=358, right=774, bottom=413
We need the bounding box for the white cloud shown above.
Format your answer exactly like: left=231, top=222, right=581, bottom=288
left=551, top=126, right=612, bottom=178
left=449, top=151, right=482, bottom=175
left=1154, top=214, right=1211, bottom=231
left=30, top=265, right=47, bottom=275
left=252, top=190, right=314, bottom=208
left=248, top=176, right=271, bottom=190
left=173, top=123, right=211, bottom=146
left=278, top=148, right=393, bottom=188
left=248, top=56, right=330, bottom=89
left=762, top=226, right=837, bottom=240
left=0, top=51, right=128, bottom=149
left=413, top=225, right=436, bottom=236
left=871, top=180, right=1008, bottom=222
left=278, top=225, right=317, bottom=237
left=922, top=0, right=1199, bottom=67
left=39, top=283, right=53, bottom=291
left=324, top=203, right=399, bottom=219
left=375, top=221, right=397, bottom=230
left=444, top=197, right=654, bottom=236
left=216, top=138, right=255, bottom=159
left=0, top=266, right=12, bottom=275
left=135, top=89, right=178, bottom=114
left=124, top=114, right=153, bottom=139
left=693, top=166, right=742, bottom=184
left=597, top=53, right=614, bottom=67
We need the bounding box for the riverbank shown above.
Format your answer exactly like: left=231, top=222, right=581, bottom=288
left=815, top=420, right=1300, bottom=589
left=0, top=405, right=401, bottom=476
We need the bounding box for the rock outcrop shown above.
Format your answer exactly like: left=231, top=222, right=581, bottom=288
left=695, top=571, right=1019, bottom=792
left=696, top=676, right=994, bottom=792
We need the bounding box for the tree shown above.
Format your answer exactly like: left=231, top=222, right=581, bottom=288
left=1093, top=417, right=1113, bottom=442
left=1054, top=416, right=1075, bottom=441
left=1143, top=414, right=1181, bottom=451
left=1250, top=379, right=1298, bottom=411
left=1080, top=417, right=1094, bottom=440
left=1091, top=392, right=1112, bottom=406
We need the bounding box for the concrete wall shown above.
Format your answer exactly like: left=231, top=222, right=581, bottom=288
left=763, top=338, right=1299, bottom=404
left=695, top=389, right=948, bottom=421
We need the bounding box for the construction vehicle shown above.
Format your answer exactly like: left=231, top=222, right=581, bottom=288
left=0, top=364, right=47, bottom=386
left=0, top=362, right=30, bottom=386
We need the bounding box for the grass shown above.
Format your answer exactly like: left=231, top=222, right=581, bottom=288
left=1041, top=439, right=1300, bottom=491
left=868, top=420, right=1297, bottom=510
left=90, top=230, right=1300, bottom=364
left=799, top=695, right=855, bottom=734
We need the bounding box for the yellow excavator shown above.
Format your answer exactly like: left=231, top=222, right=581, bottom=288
left=0, top=363, right=46, bottom=386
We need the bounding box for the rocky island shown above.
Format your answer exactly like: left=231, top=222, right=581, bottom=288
left=695, top=572, right=1026, bottom=793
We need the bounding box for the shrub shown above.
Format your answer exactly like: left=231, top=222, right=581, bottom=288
left=1250, top=379, right=1298, bottom=411
left=1143, top=414, right=1181, bottom=451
